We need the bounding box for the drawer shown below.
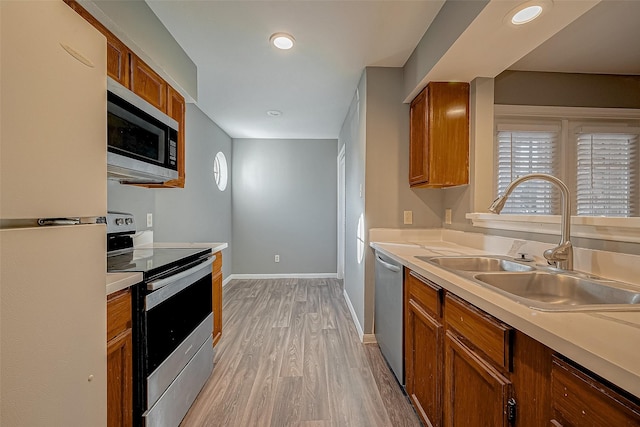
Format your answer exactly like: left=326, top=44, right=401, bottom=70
left=406, top=270, right=442, bottom=318
left=212, top=251, right=222, bottom=275
left=107, top=288, right=132, bottom=341
left=444, top=294, right=512, bottom=371
left=551, top=356, right=640, bottom=426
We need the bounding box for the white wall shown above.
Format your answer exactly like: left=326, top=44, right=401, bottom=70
left=231, top=138, right=338, bottom=275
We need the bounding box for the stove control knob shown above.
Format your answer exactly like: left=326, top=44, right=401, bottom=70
left=115, top=218, right=124, bottom=226
left=125, top=218, right=133, bottom=225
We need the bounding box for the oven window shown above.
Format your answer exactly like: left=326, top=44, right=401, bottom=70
left=145, top=273, right=212, bottom=372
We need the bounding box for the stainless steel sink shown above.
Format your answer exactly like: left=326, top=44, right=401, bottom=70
left=416, top=256, right=535, bottom=272
left=474, top=272, right=640, bottom=311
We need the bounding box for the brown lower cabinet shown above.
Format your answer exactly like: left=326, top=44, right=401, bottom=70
left=405, top=270, right=443, bottom=426
left=403, top=267, right=640, bottom=427
left=212, top=251, right=223, bottom=346
left=107, top=288, right=133, bottom=427
left=444, top=331, right=512, bottom=426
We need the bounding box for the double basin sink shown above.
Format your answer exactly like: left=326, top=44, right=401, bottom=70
left=416, top=255, right=640, bottom=312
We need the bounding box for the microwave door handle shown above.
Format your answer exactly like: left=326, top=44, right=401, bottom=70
left=147, top=254, right=215, bottom=291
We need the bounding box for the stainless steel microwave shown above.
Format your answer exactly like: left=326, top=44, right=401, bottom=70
left=107, top=77, right=179, bottom=183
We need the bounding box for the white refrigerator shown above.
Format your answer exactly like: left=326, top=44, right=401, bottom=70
left=1, top=2, right=107, bottom=426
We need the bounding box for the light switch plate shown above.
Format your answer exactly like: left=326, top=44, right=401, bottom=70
left=445, top=208, right=452, bottom=225
left=147, top=213, right=153, bottom=228
left=403, top=210, right=413, bottom=225
left=275, top=255, right=280, bottom=263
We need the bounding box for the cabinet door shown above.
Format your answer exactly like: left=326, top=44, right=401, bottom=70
left=165, top=86, right=186, bottom=188
left=551, top=356, right=640, bottom=426
left=130, top=55, right=167, bottom=112
left=106, top=33, right=130, bottom=87
left=409, top=88, right=428, bottom=185
left=107, top=329, right=133, bottom=427
left=406, top=298, right=443, bottom=427
left=427, top=82, right=469, bottom=187
left=444, top=331, right=512, bottom=427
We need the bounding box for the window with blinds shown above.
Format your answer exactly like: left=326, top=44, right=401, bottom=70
left=496, top=124, right=560, bottom=214
left=575, top=128, right=639, bottom=217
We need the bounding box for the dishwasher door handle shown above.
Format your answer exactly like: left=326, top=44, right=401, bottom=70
left=376, top=253, right=401, bottom=272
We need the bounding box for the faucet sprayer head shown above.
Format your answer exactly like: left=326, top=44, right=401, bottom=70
left=488, top=196, right=506, bottom=214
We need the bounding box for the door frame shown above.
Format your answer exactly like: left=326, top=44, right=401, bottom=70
left=337, top=145, right=346, bottom=280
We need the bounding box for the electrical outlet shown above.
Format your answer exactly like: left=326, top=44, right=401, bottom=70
left=445, top=208, right=452, bottom=225
left=403, top=210, right=413, bottom=225
left=147, top=213, right=153, bottom=228
left=275, top=255, right=280, bottom=263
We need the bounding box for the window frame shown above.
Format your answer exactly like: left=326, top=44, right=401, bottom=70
left=467, top=104, right=640, bottom=243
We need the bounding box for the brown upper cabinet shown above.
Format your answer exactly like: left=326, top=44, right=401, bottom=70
left=130, top=56, right=167, bottom=113
left=409, top=82, right=470, bottom=188
left=64, top=0, right=185, bottom=188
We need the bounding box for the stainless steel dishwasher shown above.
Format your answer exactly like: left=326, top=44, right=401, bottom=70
left=374, top=250, right=404, bottom=385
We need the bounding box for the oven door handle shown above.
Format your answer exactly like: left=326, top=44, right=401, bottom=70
left=147, top=254, right=216, bottom=291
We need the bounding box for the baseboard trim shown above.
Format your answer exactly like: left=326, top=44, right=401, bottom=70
left=222, top=276, right=233, bottom=287
left=343, top=288, right=367, bottom=343
left=227, top=273, right=338, bottom=280
left=362, top=334, right=377, bottom=344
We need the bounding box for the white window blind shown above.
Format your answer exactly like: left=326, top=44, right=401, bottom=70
left=575, top=128, right=639, bottom=217
left=496, top=124, right=560, bottom=214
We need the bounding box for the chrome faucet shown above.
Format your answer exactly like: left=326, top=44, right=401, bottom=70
left=488, top=173, right=573, bottom=271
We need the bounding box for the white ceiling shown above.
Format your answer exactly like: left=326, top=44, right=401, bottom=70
left=146, top=0, right=445, bottom=139
left=510, top=0, right=640, bottom=75
left=146, top=0, right=640, bottom=140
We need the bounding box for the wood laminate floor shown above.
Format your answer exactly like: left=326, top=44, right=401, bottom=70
left=181, top=278, right=421, bottom=427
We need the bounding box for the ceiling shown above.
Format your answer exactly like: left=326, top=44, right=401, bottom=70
left=146, top=0, right=445, bottom=139
left=509, top=0, right=640, bottom=75
left=145, top=0, right=640, bottom=140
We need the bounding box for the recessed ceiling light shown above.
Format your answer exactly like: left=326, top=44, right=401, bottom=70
left=505, top=1, right=551, bottom=26
left=512, top=5, right=542, bottom=24
left=269, top=33, right=295, bottom=50
left=266, top=110, right=282, bottom=117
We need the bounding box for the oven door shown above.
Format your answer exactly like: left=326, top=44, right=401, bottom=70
left=143, top=255, right=214, bottom=412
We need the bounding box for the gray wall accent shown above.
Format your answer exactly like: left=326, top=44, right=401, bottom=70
left=495, top=71, right=640, bottom=109
left=155, top=104, right=233, bottom=279
left=363, top=67, right=444, bottom=334
left=108, top=104, right=233, bottom=279
left=365, top=67, right=444, bottom=230
left=231, top=138, right=338, bottom=275
left=403, top=0, right=489, bottom=101
left=86, top=0, right=197, bottom=100
left=341, top=68, right=447, bottom=337
left=341, top=73, right=367, bottom=334
left=107, top=180, right=155, bottom=233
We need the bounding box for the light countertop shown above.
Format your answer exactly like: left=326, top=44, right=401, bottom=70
left=137, top=242, right=228, bottom=253
left=106, top=242, right=228, bottom=295
left=370, top=235, right=640, bottom=399
left=106, top=272, right=142, bottom=295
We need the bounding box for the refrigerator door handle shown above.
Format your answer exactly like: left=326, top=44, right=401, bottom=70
left=38, top=218, right=80, bottom=226
left=36, top=216, right=106, bottom=226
